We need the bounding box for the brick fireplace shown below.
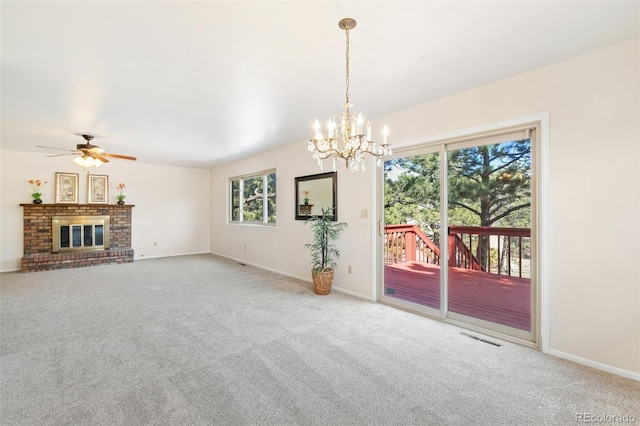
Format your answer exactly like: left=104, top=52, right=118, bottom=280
left=20, top=204, right=134, bottom=272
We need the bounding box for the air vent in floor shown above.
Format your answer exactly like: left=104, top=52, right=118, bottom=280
left=461, top=332, right=503, bottom=347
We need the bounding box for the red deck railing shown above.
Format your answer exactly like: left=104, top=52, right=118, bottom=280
left=384, top=224, right=440, bottom=266
left=448, top=232, right=484, bottom=272
left=448, top=226, right=531, bottom=278
left=385, top=224, right=531, bottom=278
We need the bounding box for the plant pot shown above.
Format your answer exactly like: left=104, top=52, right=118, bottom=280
left=32, top=199, right=43, bottom=204
left=117, top=200, right=125, bottom=205
left=311, top=268, right=334, bottom=295
left=299, top=204, right=313, bottom=215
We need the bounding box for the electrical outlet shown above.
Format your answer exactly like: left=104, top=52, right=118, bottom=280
left=153, top=242, right=157, bottom=246
left=244, top=244, right=247, bottom=251
left=348, top=265, right=352, bottom=274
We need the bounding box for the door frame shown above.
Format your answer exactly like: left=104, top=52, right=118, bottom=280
left=374, top=112, right=550, bottom=351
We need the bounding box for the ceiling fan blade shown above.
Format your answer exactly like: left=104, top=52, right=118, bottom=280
left=36, top=145, right=77, bottom=152
left=104, top=153, right=137, bottom=161
left=91, top=154, right=109, bottom=164
left=46, top=152, right=81, bottom=158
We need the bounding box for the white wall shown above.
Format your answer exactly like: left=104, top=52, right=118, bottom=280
left=210, top=39, right=639, bottom=377
left=0, top=151, right=211, bottom=271
left=209, top=144, right=375, bottom=299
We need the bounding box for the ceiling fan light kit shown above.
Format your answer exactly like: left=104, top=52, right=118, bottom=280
left=73, top=155, right=108, bottom=168
left=308, top=18, right=392, bottom=172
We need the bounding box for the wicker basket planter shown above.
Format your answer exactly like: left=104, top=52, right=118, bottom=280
left=304, top=207, right=347, bottom=296
left=311, top=268, right=335, bottom=295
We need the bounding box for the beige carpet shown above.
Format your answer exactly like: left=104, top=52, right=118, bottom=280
left=1, top=254, right=638, bottom=425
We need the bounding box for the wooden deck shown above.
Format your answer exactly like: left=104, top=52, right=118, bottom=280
left=384, top=261, right=531, bottom=331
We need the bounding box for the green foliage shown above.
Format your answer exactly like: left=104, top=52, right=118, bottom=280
left=231, top=180, right=240, bottom=221
left=243, top=176, right=264, bottom=222
left=385, top=153, right=441, bottom=245
left=230, top=172, right=276, bottom=223
left=266, top=173, right=276, bottom=223
left=384, top=140, right=532, bottom=257
left=304, top=207, right=347, bottom=272
left=448, top=140, right=531, bottom=227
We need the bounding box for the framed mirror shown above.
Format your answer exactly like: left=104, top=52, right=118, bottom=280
left=295, top=172, right=337, bottom=220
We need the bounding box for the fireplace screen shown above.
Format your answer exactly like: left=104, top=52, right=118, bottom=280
left=59, top=224, right=104, bottom=248
left=52, top=216, right=110, bottom=253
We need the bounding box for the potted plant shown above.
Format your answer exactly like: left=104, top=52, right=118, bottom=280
left=299, top=190, right=313, bottom=215
left=28, top=179, right=47, bottom=204
left=304, top=207, right=347, bottom=295
left=116, top=182, right=126, bottom=205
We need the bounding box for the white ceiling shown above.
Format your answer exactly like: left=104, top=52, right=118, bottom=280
left=1, top=1, right=638, bottom=168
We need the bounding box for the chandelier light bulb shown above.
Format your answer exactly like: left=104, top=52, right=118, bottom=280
left=356, top=113, right=363, bottom=134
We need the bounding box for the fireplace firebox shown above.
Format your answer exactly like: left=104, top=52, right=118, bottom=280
left=52, top=215, right=110, bottom=253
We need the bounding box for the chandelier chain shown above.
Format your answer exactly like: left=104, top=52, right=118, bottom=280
left=345, top=25, right=350, bottom=105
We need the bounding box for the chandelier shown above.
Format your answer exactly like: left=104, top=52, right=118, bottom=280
left=308, top=18, right=392, bottom=172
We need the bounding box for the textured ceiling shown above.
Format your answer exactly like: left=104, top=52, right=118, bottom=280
left=1, top=1, right=638, bottom=168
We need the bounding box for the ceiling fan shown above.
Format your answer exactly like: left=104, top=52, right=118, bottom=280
left=37, top=134, right=137, bottom=168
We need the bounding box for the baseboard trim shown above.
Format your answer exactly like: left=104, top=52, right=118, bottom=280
left=330, top=285, right=371, bottom=301
left=0, top=251, right=210, bottom=274
left=209, top=252, right=311, bottom=284
left=548, top=349, right=640, bottom=381
left=136, top=251, right=210, bottom=261
left=209, top=252, right=371, bottom=300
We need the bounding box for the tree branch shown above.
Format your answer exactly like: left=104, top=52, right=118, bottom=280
left=488, top=202, right=531, bottom=224
left=449, top=200, right=481, bottom=216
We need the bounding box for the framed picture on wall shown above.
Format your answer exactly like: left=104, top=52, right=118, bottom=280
left=55, top=172, right=79, bottom=204
left=88, top=174, right=108, bottom=204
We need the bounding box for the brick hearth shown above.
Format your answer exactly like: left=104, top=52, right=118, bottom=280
left=20, top=204, right=134, bottom=272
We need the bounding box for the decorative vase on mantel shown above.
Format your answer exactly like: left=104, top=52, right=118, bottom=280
left=28, top=179, right=47, bottom=205
left=116, top=183, right=126, bottom=205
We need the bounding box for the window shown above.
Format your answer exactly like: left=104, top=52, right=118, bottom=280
left=229, top=170, right=276, bottom=225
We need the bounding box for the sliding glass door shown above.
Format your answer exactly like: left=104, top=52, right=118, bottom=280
left=380, top=126, right=536, bottom=342
left=445, top=135, right=533, bottom=340
left=382, top=149, right=441, bottom=316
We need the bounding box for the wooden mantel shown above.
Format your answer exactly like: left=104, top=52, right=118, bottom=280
left=20, top=203, right=135, bottom=272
